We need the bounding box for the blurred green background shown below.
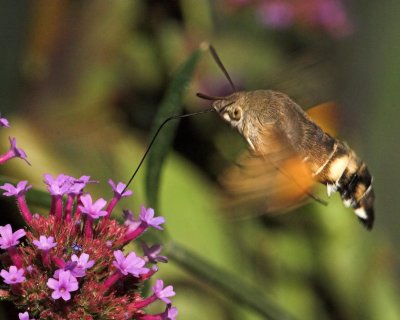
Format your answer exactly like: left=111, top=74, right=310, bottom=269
left=0, top=1, right=399, bottom=319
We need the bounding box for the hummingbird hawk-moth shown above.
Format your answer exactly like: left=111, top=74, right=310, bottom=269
left=197, top=46, right=375, bottom=230
left=125, top=45, right=375, bottom=230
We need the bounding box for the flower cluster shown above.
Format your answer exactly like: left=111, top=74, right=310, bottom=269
left=0, top=116, right=177, bottom=319
left=226, top=0, right=353, bottom=38
left=0, top=175, right=176, bottom=319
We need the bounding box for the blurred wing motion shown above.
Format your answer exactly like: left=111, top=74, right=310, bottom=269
left=219, top=102, right=338, bottom=214
left=306, top=101, right=339, bottom=136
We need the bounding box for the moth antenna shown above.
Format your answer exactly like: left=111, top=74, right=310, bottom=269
left=209, top=45, right=237, bottom=92
left=123, top=108, right=215, bottom=192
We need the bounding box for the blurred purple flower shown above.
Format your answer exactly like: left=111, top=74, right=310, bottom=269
left=0, top=114, right=10, bottom=128
left=142, top=242, right=168, bottom=263
left=258, top=1, right=294, bottom=29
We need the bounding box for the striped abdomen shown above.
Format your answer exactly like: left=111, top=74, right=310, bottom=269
left=311, top=139, right=375, bottom=229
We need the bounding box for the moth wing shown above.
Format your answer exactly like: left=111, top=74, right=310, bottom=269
left=306, top=101, right=339, bottom=137
left=219, top=124, right=316, bottom=214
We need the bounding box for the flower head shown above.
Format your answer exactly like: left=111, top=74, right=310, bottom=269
left=0, top=224, right=26, bottom=249
left=0, top=266, right=25, bottom=284
left=0, top=174, right=175, bottom=318
left=47, top=270, right=78, bottom=301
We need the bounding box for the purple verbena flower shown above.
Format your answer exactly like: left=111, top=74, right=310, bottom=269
left=142, top=243, right=168, bottom=263
left=8, top=137, right=29, bottom=164
left=165, top=305, right=178, bottom=320
left=0, top=114, right=10, bottom=128
left=140, top=206, right=165, bottom=230
left=0, top=224, right=26, bottom=249
left=47, top=270, right=78, bottom=301
left=79, top=194, right=108, bottom=219
left=153, top=279, right=175, bottom=304
left=43, top=173, right=73, bottom=196
left=124, top=209, right=141, bottom=231
left=18, top=312, right=35, bottom=320
left=68, top=175, right=97, bottom=195
left=0, top=137, right=31, bottom=165
left=33, top=235, right=57, bottom=251
left=0, top=180, right=31, bottom=197
left=69, top=252, right=95, bottom=277
left=0, top=265, right=25, bottom=284
left=113, top=250, right=149, bottom=276
left=0, top=173, right=176, bottom=318
left=108, top=179, right=133, bottom=198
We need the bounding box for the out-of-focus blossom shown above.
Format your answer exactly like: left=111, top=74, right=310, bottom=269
left=227, top=0, right=354, bottom=37
left=0, top=114, right=10, bottom=128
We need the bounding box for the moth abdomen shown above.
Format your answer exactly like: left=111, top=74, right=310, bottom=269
left=337, top=157, right=375, bottom=229
left=318, top=144, right=375, bottom=229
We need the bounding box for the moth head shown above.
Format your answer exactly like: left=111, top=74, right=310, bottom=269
left=211, top=92, right=246, bottom=129
left=196, top=91, right=248, bottom=133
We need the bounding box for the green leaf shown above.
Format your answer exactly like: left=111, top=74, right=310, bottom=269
left=167, top=241, right=296, bottom=320
left=145, top=46, right=204, bottom=210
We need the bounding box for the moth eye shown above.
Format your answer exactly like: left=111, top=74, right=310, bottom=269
left=231, top=107, right=242, bottom=121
